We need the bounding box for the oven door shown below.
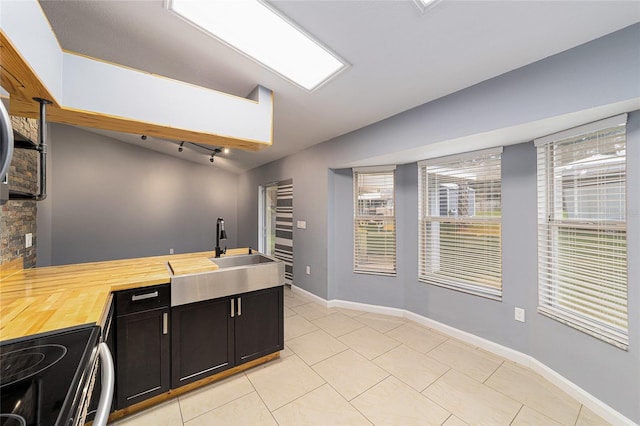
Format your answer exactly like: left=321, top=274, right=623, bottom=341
left=71, top=342, right=114, bottom=426
left=85, top=296, right=115, bottom=423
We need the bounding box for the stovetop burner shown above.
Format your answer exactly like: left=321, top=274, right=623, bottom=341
left=0, top=326, right=100, bottom=426
left=0, top=344, right=67, bottom=387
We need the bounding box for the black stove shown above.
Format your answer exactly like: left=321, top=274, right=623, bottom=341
left=0, top=326, right=100, bottom=426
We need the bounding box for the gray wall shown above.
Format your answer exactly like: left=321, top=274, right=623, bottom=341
left=40, top=124, right=238, bottom=265
left=237, top=24, right=640, bottom=421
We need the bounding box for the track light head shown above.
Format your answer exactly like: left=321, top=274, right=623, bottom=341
left=210, top=154, right=215, bottom=163
left=141, top=135, right=147, bottom=141
left=178, top=141, right=184, bottom=152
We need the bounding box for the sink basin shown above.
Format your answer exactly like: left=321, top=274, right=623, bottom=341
left=170, top=253, right=284, bottom=306
left=210, top=253, right=274, bottom=268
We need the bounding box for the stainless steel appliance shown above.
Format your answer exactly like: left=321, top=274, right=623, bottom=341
left=0, top=100, right=13, bottom=203
left=0, top=325, right=114, bottom=426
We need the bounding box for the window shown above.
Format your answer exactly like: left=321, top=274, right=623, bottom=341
left=536, top=114, right=628, bottom=349
left=418, top=148, right=503, bottom=300
left=353, top=166, right=396, bottom=275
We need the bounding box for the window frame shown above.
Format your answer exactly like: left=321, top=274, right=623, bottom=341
left=535, top=114, right=628, bottom=349
left=353, top=165, right=397, bottom=276
left=418, top=147, right=503, bottom=300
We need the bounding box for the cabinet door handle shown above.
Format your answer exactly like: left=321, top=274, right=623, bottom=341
left=132, top=291, right=158, bottom=301
left=230, top=299, right=235, bottom=318
left=237, top=297, right=242, bottom=316
left=163, top=312, right=168, bottom=335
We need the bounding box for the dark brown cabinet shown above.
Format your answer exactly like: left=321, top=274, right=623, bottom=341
left=171, top=296, right=234, bottom=389
left=234, top=286, right=284, bottom=365
left=115, top=285, right=170, bottom=409
left=171, top=286, right=283, bottom=388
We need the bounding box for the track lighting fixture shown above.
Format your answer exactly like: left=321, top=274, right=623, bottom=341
left=210, top=148, right=222, bottom=163
left=175, top=141, right=223, bottom=163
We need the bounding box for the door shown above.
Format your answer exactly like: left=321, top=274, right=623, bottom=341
left=259, top=179, right=293, bottom=285
left=259, top=183, right=278, bottom=256
left=234, top=287, right=284, bottom=365
left=171, top=297, right=234, bottom=389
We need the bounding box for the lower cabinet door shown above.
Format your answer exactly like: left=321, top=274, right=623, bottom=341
left=171, top=297, right=234, bottom=389
left=234, top=286, right=284, bottom=365
left=116, top=308, right=170, bottom=409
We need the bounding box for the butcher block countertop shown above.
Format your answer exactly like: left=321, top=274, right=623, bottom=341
left=0, top=248, right=249, bottom=341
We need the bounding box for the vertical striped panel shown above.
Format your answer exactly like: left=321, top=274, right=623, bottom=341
left=275, top=179, right=293, bottom=285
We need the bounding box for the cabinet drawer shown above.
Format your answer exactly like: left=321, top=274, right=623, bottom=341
left=116, top=284, right=170, bottom=315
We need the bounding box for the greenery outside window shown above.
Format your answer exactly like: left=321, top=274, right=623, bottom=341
left=535, top=114, right=628, bottom=349
left=418, top=148, right=503, bottom=300
left=353, top=166, right=396, bottom=275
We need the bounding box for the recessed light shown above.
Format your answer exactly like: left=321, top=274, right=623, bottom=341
left=167, top=0, right=347, bottom=91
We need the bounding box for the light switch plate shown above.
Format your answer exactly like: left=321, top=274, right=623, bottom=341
left=297, top=220, right=307, bottom=229
left=25, top=233, right=32, bottom=248
left=515, top=307, right=525, bottom=322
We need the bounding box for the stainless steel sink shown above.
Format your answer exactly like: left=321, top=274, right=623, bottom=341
left=170, top=253, right=284, bottom=306
left=211, top=253, right=275, bottom=268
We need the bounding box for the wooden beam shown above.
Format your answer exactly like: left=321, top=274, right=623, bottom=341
left=0, top=30, right=58, bottom=106
left=9, top=97, right=270, bottom=151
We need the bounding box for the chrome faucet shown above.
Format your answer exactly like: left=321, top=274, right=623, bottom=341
left=215, top=217, right=227, bottom=258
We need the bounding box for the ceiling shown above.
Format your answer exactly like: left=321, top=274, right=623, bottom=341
left=38, top=0, right=640, bottom=173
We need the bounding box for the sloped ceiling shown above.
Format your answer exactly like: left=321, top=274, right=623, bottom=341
left=39, top=0, right=640, bottom=173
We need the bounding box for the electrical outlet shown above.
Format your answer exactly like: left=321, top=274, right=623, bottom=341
left=297, top=220, right=307, bottom=229
left=169, top=248, right=174, bottom=254
left=514, top=307, right=525, bottom=322
left=25, top=233, right=32, bottom=248
left=306, top=265, right=311, bottom=275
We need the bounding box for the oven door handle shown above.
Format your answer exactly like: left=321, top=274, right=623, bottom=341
left=93, top=342, right=114, bottom=426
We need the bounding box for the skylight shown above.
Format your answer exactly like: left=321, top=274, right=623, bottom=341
left=167, top=0, right=347, bottom=91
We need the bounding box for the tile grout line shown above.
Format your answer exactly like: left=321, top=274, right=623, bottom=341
left=482, top=359, right=505, bottom=384
left=508, top=403, right=525, bottom=426
left=243, top=370, right=283, bottom=425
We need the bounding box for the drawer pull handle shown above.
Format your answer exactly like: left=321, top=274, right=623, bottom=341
left=237, top=297, right=242, bottom=316
left=132, top=291, right=158, bottom=301
left=163, top=312, right=168, bottom=335
left=230, top=299, right=235, bottom=318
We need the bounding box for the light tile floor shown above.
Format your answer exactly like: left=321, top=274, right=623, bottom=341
left=112, top=287, right=609, bottom=426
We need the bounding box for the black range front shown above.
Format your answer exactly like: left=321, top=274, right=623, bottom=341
left=0, top=325, right=100, bottom=426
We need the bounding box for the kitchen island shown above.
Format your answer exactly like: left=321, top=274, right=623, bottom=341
left=0, top=248, right=249, bottom=341
left=0, top=249, right=284, bottom=422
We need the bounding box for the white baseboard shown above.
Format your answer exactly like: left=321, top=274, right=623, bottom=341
left=288, top=286, right=635, bottom=425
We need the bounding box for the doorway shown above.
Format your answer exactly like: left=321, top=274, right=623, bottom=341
left=259, top=179, right=293, bottom=285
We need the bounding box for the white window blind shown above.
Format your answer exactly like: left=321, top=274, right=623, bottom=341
left=418, top=148, right=502, bottom=300
left=353, top=166, right=396, bottom=275
left=536, top=114, right=628, bottom=349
